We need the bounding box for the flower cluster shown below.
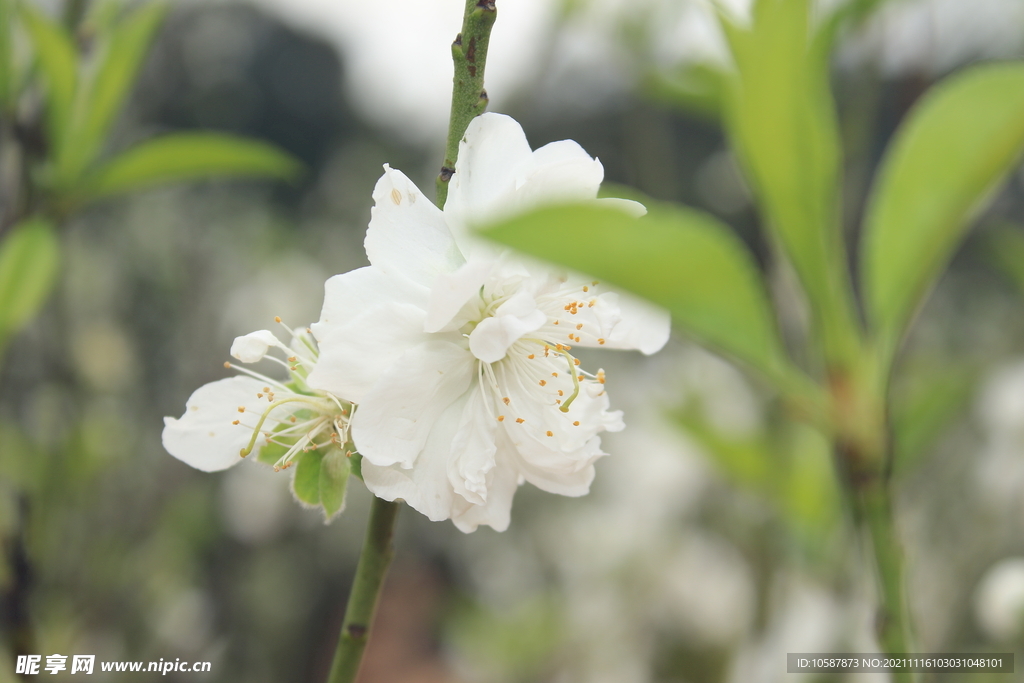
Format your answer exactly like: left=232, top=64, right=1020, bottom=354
left=163, top=114, right=669, bottom=531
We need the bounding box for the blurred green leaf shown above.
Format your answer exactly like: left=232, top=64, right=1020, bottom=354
left=17, top=2, right=77, bottom=152
left=484, top=201, right=785, bottom=378
left=891, top=366, right=975, bottom=473
left=720, top=0, right=858, bottom=363
left=0, top=217, right=59, bottom=349
left=57, top=1, right=168, bottom=183
left=292, top=450, right=323, bottom=506
left=643, top=62, right=725, bottom=119
left=318, top=449, right=350, bottom=521
left=0, top=0, right=12, bottom=109
left=986, top=224, right=1024, bottom=296
left=73, top=132, right=303, bottom=204
left=678, top=404, right=772, bottom=490
left=862, top=63, right=1024, bottom=360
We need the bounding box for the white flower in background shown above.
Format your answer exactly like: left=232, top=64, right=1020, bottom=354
left=163, top=320, right=351, bottom=472
left=306, top=113, right=670, bottom=532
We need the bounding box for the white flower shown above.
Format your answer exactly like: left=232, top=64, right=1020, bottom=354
left=306, top=113, right=669, bottom=532
left=163, top=321, right=351, bottom=473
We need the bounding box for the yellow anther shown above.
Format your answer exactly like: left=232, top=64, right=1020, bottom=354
left=528, top=354, right=535, bottom=359
left=557, top=390, right=564, bottom=396
left=223, top=361, right=231, bottom=369
left=257, top=393, right=264, bottom=398
left=573, top=421, right=580, bottom=426
left=551, top=372, right=558, bottom=377
left=503, top=397, right=510, bottom=405
left=539, top=379, right=547, bottom=386
left=232, top=420, right=240, bottom=425
left=598, top=338, right=606, bottom=345
left=274, top=316, right=282, bottom=323
left=583, top=286, right=589, bottom=292
left=516, top=418, right=525, bottom=424
left=238, top=406, right=246, bottom=413
left=546, top=431, right=553, bottom=437
left=497, top=415, right=505, bottom=422
left=576, top=323, right=583, bottom=330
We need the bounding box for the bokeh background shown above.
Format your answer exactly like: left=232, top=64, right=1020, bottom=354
left=3, top=0, right=1024, bottom=681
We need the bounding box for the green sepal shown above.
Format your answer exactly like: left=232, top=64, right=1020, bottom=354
left=291, top=449, right=324, bottom=506
left=318, top=449, right=351, bottom=521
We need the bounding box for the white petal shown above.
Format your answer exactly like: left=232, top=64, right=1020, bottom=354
left=601, top=291, right=671, bottom=355
left=351, top=340, right=475, bottom=469
left=308, top=300, right=431, bottom=403
left=424, top=258, right=493, bottom=333
left=312, top=265, right=427, bottom=342
left=365, top=165, right=464, bottom=286
left=513, top=440, right=601, bottom=497
left=468, top=289, right=546, bottom=363
left=361, top=395, right=465, bottom=522
left=512, top=139, right=605, bottom=207
left=450, top=450, right=520, bottom=533
left=230, top=330, right=284, bottom=363
left=162, top=376, right=285, bottom=472
left=444, top=113, right=533, bottom=233
left=448, top=388, right=497, bottom=506
left=596, top=196, right=647, bottom=217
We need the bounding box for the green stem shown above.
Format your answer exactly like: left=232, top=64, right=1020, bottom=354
left=435, top=0, right=497, bottom=207
left=857, top=477, right=913, bottom=683
left=326, top=496, right=400, bottom=683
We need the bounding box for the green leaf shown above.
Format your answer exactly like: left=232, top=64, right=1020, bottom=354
left=292, top=450, right=323, bottom=506
left=890, top=366, right=975, bottom=473
left=862, top=63, right=1024, bottom=359
left=720, top=0, right=858, bottom=364
left=0, top=0, right=12, bottom=108
left=72, top=132, right=303, bottom=204
left=18, top=3, right=77, bottom=153
left=58, top=2, right=168, bottom=182
left=0, top=218, right=59, bottom=349
left=318, top=449, right=350, bottom=521
left=483, top=201, right=785, bottom=377
left=986, top=224, right=1024, bottom=297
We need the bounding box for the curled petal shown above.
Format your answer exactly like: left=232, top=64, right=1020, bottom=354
left=230, top=329, right=284, bottom=363
left=448, top=387, right=498, bottom=506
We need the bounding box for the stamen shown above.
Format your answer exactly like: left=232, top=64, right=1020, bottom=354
left=546, top=431, right=553, bottom=437
left=573, top=421, right=580, bottom=426
left=516, top=418, right=525, bottom=424
left=497, top=415, right=505, bottom=422
left=583, top=286, right=589, bottom=292
left=539, top=380, right=547, bottom=386
left=598, top=338, right=605, bottom=345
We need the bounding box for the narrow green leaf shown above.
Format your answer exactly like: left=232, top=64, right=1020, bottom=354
left=0, top=0, right=12, bottom=108
left=319, top=449, right=350, bottom=521
left=0, top=218, right=59, bottom=347
left=72, top=132, right=303, bottom=204
left=891, top=367, right=974, bottom=473
left=720, top=0, right=859, bottom=364
left=17, top=3, right=77, bottom=152
left=58, top=1, right=168, bottom=182
left=292, top=450, right=323, bottom=506
left=483, top=201, right=785, bottom=377
left=986, top=224, right=1024, bottom=297
left=862, top=63, right=1024, bottom=358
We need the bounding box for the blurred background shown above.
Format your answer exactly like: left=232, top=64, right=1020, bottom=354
left=2, top=0, right=1024, bottom=681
